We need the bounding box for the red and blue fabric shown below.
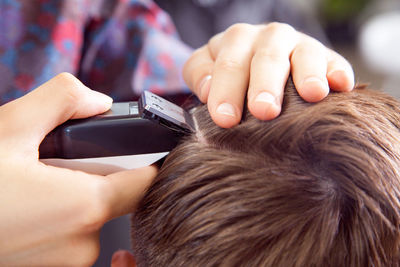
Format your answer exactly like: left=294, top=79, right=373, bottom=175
left=0, top=0, right=192, bottom=104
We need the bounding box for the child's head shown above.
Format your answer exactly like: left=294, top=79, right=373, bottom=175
left=132, top=81, right=400, bottom=266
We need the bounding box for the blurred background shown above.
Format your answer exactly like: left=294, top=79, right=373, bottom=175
left=289, top=0, right=400, bottom=98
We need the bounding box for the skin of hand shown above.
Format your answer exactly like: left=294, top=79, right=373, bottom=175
left=111, top=250, right=137, bottom=267
left=183, top=22, right=355, bottom=128
left=0, top=73, right=157, bottom=267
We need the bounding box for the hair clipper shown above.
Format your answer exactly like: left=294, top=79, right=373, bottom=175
left=39, top=91, right=195, bottom=174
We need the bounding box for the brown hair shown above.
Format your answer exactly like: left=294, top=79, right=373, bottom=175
left=132, top=80, right=400, bottom=267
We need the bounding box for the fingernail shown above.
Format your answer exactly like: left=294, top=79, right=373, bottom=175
left=302, top=77, right=328, bottom=90
left=254, top=92, right=276, bottom=104
left=198, top=75, right=212, bottom=100
left=301, top=77, right=329, bottom=101
left=252, top=92, right=281, bottom=120
left=327, top=69, right=353, bottom=91
left=327, top=69, right=345, bottom=79
left=216, top=102, right=236, bottom=117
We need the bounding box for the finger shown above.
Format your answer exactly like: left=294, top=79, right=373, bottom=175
left=207, top=24, right=257, bottom=128
left=111, top=250, right=137, bottom=267
left=207, top=31, right=223, bottom=59
left=0, top=73, right=113, bottom=145
left=183, top=46, right=214, bottom=102
left=291, top=38, right=330, bottom=102
left=104, top=165, right=158, bottom=219
left=326, top=49, right=355, bottom=91
left=35, top=164, right=157, bottom=225
left=248, top=23, right=298, bottom=120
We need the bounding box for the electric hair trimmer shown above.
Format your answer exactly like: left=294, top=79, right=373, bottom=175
left=39, top=91, right=195, bottom=174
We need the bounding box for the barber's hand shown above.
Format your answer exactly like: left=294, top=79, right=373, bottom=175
left=0, top=73, right=157, bottom=266
left=183, top=22, right=354, bottom=128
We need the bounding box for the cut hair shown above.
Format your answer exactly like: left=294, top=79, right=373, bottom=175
left=132, top=79, right=400, bottom=267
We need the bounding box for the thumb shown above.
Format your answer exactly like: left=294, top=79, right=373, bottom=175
left=104, top=165, right=158, bottom=219
left=1, top=72, right=112, bottom=145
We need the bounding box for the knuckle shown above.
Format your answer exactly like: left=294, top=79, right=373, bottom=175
left=225, top=23, right=252, bottom=36
left=191, top=47, right=205, bottom=58
left=293, top=41, right=326, bottom=58
left=254, top=48, right=290, bottom=64
left=208, top=33, right=220, bottom=49
left=217, top=58, right=246, bottom=73
left=55, top=72, right=79, bottom=86
left=300, top=36, right=325, bottom=50
left=55, top=72, right=85, bottom=105
left=56, top=72, right=83, bottom=90
left=183, top=47, right=212, bottom=88
left=292, top=43, right=309, bottom=55
left=182, top=57, right=195, bottom=85
left=185, top=49, right=202, bottom=67
left=265, top=22, right=295, bottom=35
left=183, top=49, right=202, bottom=73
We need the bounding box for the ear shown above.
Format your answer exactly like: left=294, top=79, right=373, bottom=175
left=111, top=250, right=137, bottom=267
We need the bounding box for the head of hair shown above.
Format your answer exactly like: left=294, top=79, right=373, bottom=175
left=132, top=79, right=400, bottom=267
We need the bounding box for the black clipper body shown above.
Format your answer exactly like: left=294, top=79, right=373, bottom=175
left=39, top=91, right=195, bottom=159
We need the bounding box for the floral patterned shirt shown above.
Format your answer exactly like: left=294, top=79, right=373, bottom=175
left=0, top=0, right=192, bottom=104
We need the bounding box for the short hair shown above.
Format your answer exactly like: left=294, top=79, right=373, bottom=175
left=132, top=80, right=400, bottom=266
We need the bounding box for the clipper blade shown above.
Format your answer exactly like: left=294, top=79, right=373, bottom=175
left=139, top=91, right=195, bottom=134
